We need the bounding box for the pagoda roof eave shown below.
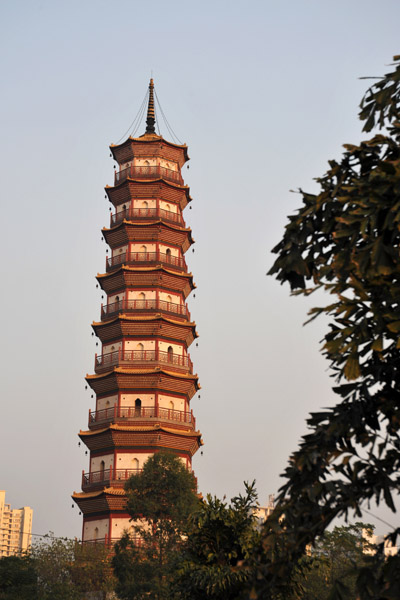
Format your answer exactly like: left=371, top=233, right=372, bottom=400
left=102, top=220, right=193, bottom=236
left=92, top=313, right=197, bottom=329
left=72, top=487, right=126, bottom=500
left=85, top=367, right=200, bottom=383
left=110, top=134, right=189, bottom=163
left=109, top=177, right=190, bottom=192
left=96, top=264, right=196, bottom=284
left=78, top=423, right=202, bottom=438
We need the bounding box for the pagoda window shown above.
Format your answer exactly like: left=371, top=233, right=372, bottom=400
left=94, top=527, right=99, bottom=541
left=166, top=248, right=172, bottom=262
left=136, top=343, right=144, bottom=358
left=165, top=204, right=171, bottom=211
left=167, top=346, right=173, bottom=362
left=139, top=245, right=147, bottom=259
left=100, top=461, right=105, bottom=479
left=135, top=398, right=141, bottom=416
left=142, top=200, right=148, bottom=209
left=167, top=295, right=172, bottom=305
left=132, top=458, right=139, bottom=471
left=169, top=400, right=174, bottom=411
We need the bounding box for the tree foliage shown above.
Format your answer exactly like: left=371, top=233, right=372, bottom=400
left=32, top=535, right=114, bottom=600
left=257, top=56, right=400, bottom=599
left=174, top=482, right=259, bottom=600
left=291, top=523, right=375, bottom=600
left=112, top=452, right=199, bottom=600
left=0, top=555, right=38, bottom=600
left=0, top=537, right=114, bottom=600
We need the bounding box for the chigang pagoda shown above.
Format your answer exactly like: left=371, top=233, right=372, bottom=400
left=72, top=80, right=203, bottom=544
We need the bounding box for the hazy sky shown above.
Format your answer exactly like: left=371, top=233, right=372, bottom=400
left=1, top=0, right=399, bottom=540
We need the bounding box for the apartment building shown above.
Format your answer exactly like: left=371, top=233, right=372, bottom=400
left=0, top=490, right=33, bottom=557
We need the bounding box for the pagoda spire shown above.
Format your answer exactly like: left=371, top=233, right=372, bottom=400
left=145, top=78, right=156, bottom=134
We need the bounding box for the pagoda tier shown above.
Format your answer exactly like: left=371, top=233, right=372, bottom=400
left=104, top=179, right=192, bottom=210
left=92, top=315, right=198, bottom=346
left=110, top=133, right=189, bottom=166
left=85, top=368, right=200, bottom=398
left=73, top=79, right=202, bottom=544
left=78, top=424, right=201, bottom=455
left=96, top=265, right=195, bottom=297
left=73, top=488, right=127, bottom=514
left=105, top=180, right=192, bottom=211
left=103, top=221, right=194, bottom=254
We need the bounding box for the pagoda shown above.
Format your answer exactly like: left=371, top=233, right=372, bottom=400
left=72, top=80, right=202, bottom=544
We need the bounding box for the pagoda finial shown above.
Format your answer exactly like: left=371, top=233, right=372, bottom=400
left=145, top=78, right=156, bottom=134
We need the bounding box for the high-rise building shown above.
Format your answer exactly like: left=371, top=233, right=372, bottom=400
left=0, top=490, right=33, bottom=557
left=72, top=80, right=202, bottom=544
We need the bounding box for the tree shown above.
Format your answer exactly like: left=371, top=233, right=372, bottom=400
left=256, top=56, right=400, bottom=598
left=0, top=555, right=38, bottom=600
left=31, top=534, right=114, bottom=600
left=292, top=523, right=375, bottom=600
left=173, top=481, right=259, bottom=600
left=112, top=451, right=199, bottom=600
left=31, top=536, right=78, bottom=600
left=70, top=541, right=116, bottom=599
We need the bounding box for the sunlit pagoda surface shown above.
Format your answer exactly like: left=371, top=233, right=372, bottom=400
left=72, top=80, right=202, bottom=544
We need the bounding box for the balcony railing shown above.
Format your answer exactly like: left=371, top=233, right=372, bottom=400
left=88, top=405, right=196, bottom=429
left=101, top=298, right=190, bottom=321
left=114, top=165, right=183, bottom=186
left=110, top=206, right=184, bottom=227
left=94, top=349, right=193, bottom=374
left=83, top=535, right=143, bottom=547
left=82, top=467, right=141, bottom=491
left=106, top=250, right=187, bottom=273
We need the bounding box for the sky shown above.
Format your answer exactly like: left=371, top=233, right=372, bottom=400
left=1, top=0, right=399, bottom=541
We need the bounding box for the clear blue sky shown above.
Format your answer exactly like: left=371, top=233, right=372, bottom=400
left=1, top=0, right=399, bottom=539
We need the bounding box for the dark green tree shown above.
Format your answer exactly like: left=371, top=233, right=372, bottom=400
left=0, top=555, right=38, bottom=600
left=112, top=451, right=199, bottom=600
left=256, top=56, right=400, bottom=599
left=70, top=541, right=116, bottom=599
left=291, top=523, right=375, bottom=600
left=31, top=534, right=115, bottom=600
left=174, top=482, right=259, bottom=600
left=31, top=536, right=78, bottom=600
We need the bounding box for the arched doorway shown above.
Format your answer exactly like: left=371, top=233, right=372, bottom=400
left=135, top=398, right=142, bottom=416
left=138, top=292, right=146, bottom=308
left=142, top=200, right=149, bottom=216
left=167, top=345, right=173, bottom=363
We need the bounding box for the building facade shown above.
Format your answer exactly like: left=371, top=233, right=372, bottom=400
left=0, top=490, right=33, bottom=557
left=72, top=80, right=202, bottom=544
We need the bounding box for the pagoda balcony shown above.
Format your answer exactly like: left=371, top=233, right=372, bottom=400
left=94, top=348, right=193, bottom=374
left=100, top=298, right=191, bottom=321
left=115, top=165, right=183, bottom=186
left=110, top=206, right=184, bottom=227
left=81, top=467, right=142, bottom=492
left=83, top=535, right=143, bottom=547
left=106, top=250, right=187, bottom=273
left=88, top=405, right=196, bottom=430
